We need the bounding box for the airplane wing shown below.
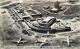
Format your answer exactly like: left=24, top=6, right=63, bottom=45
left=9, top=40, right=19, bottom=43
left=40, top=43, right=47, bottom=48
left=20, top=41, right=28, bottom=43
left=8, top=40, right=28, bottom=46
left=39, top=38, right=50, bottom=48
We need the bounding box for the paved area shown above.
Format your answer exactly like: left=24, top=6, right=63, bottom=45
left=1, top=1, right=80, bottom=49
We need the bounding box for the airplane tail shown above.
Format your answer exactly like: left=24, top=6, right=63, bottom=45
left=35, top=39, right=38, bottom=43
left=47, top=31, right=49, bottom=35
left=67, top=36, right=71, bottom=46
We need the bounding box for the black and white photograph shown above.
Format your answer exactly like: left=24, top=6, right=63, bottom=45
left=0, top=0, right=80, bottom=49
